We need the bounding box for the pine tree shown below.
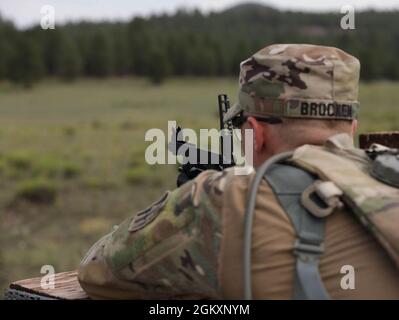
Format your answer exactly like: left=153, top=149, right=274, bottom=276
left=127, top=18, right=152, bottom=75
left=56, top=33, right=82, bottom=81
left=0, top=17, right=16, bottom=81
left=86, top=31, right=114, bottom=77
left=8, top=35, right=44, bottom=87
left=147, top=47, right=171, bottom=85
left=0, top=40, right=8, bottom=80
left=113, top=28, right=130, bottom=76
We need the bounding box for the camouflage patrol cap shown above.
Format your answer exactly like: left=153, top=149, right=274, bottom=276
left=224, top=44, right=361, bottom=123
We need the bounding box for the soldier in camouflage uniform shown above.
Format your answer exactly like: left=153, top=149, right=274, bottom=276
left=78, top=44, right=399, bottom=299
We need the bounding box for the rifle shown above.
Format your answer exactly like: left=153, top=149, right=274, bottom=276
left=169, top=94, right=236, bottom=187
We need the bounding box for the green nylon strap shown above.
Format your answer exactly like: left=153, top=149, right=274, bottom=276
left=264, top=163, right=330, bottom=300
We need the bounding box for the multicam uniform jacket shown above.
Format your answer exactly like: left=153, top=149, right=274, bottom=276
left=78, top=168, right=232, bottom=299
left=78, top=134, right=399, bottom=300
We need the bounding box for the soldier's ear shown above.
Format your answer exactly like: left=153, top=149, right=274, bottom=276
left=246, top=117, right=266, bottom=152
left=351, top=120, right=358, bottom=136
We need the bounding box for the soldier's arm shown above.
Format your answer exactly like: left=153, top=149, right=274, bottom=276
left=77, top=170, right=227, bottom=299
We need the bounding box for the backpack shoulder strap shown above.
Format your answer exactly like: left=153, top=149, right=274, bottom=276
left=264, top=163, right=330, bottom=300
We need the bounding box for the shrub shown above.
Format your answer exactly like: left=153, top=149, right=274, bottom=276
left=83, top=177, right=115, bottom=190
left=62, top=126, right=76, bottom=137
left=91, top=120, right=104, bottom=130
left=6, top=151, right=34, bottom=171
left=126, top=166, right=164, bottom=186
left=119, top=120, right=134, bottom=130
left=126, top=167, right=148, bottom=184
left=0, top=158, right=6, bottom=175
left=32, top=156, right=59, bottom=178
left=14, top=179, right=57, bottom=204
left=61, top=162, right=80, bottom=178
left=32, top=156, right=80, bottom=179
left=128, top=148, right=147, bottom=167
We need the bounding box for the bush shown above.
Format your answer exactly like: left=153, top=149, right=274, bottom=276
left=91, top=120, right=104, bottom=130
left=126, top=166, right=164, bottom=186
left=126, top=167, right=148, bottom=184
left=83, top=177, right=115, bottom=190
left=61, top=162, right=80, bottom=178
left=0, top=158, right=6, bottom=175
left=14, top=179, right=57, bottom=204
left=32, top=156, right=80, bottom=179
left=128, top=148, right=147, bottom=167
left=6, top=151, right=34, bottom=171
left=119, top=120, right=134, bottom=130
left=62, top=126, right=76, bottom=137
left=32, top=156, right=59, bottom=178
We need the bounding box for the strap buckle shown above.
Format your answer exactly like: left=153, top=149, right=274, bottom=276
left=294, top=239, right=325, bottom=262
left=301, top=180, right=343, bottom=218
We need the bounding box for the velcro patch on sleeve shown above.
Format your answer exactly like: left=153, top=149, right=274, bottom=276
left=128, top=191, right=171, bottom=233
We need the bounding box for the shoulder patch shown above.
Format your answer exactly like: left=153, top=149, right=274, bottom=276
left=128, top=191, right=171, bottom=233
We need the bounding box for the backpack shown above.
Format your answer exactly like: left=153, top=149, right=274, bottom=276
left=244, top=134, right=399, bottom=300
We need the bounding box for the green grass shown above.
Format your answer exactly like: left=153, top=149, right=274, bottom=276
left=0, top=77, right=397, bottom=295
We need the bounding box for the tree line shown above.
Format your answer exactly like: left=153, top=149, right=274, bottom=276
left=1, top=3, right=399, bottom=87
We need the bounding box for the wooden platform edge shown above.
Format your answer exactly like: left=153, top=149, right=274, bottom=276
left=5, top=270, right=89, bottom=300
left=4, top=288, right=57, bottom=300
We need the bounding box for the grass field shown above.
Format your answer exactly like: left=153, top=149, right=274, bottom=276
left=0, top=77, right=398, bottom=295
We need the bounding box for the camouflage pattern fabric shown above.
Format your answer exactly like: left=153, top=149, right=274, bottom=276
left=224, top=44, right=361, bottom=122
left=78, top=133, right=399, bottom=299
left=291, top=133, right=399, bottom=269
left=78, top=170, right=230, bottom=299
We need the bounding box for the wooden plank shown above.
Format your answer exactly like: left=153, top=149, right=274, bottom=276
left=9, top=270, right=89, bottom=300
